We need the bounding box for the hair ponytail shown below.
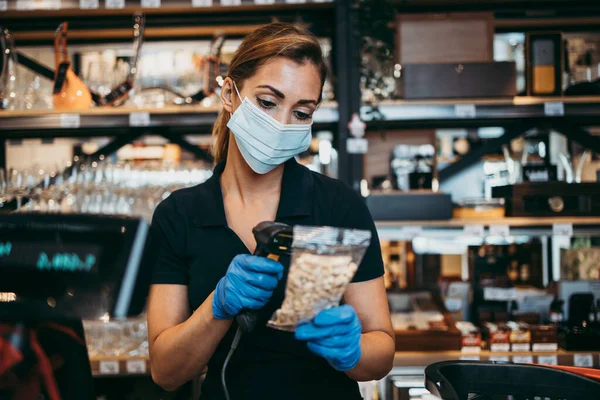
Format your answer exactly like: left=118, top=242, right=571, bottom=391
left=211, top=22, right=328, bottom=164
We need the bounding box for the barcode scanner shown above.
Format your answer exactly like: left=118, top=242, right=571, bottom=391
left=223, top=221, right=293, bottom=400
left=235, top=221, right=293, bottom=333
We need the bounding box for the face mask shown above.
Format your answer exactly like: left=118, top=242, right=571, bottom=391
left=226, top=81, right=312, bottom=174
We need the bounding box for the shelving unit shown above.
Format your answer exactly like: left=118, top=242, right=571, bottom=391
left=376, top=216, right=600, bottom=240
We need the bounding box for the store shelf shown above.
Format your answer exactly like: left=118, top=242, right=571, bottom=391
left=0, top=102, right=339, bottom=138
left=2, top=1, right=335, bottom=43
left=393, top=350, right=600, bottom=369
left=362, top=96, right=600, bottom=129
left=90, top=355, right=150, bottom=377
left=375, top=216, right=600, bottom=240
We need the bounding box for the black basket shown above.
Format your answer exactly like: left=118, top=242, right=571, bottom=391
left=425, top=360, right=600, bottom=400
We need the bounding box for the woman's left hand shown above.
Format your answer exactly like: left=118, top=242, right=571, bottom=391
left=295, top=304, right=362, bottom=372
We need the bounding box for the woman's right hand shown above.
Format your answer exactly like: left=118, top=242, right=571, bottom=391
left=212, top=254, right=284, bottom=320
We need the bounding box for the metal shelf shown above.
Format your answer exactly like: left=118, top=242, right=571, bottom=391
left=375, top=216, right=600, bottom=240
left=0, top=102, right=339, bottom=138
left=362, top=96, right=600, bottom=130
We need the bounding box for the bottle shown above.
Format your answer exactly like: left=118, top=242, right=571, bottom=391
left=549, top=298, right=564, bottom=324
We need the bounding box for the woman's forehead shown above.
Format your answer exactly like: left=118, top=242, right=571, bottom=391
left=245, top=57, right=321, bottom=100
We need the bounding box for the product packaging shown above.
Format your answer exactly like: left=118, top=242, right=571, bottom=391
left=267, top=225, right=371, bottom=331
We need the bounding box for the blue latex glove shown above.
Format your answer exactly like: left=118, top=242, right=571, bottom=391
left=295, top=305, right=362, bottom=372
left=212, top=254, right=284, bottom=320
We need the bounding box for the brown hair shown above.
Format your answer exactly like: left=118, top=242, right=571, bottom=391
left=212, top=22, right=328, bottom=164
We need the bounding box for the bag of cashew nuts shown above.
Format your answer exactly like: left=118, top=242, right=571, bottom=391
left=267, top=225, right=371, bottom=331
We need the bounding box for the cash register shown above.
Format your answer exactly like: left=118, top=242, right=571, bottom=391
left=0, top=213, right=154, bottom=400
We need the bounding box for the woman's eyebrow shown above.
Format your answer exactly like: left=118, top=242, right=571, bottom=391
left=256, top=85, right=317, bottom=105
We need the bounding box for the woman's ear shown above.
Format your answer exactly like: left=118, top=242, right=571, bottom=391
left=221, top=77, right=235, bottom=114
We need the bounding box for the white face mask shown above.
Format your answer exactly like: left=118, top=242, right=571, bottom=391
left=226, top=81, right=312, bottom=174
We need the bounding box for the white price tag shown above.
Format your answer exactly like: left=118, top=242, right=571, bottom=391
left=141, top=0, right=160, bottom=7
left=126, top=360, right=147, bottom=373
left=553, top=223, right=573, bottom=237
left=99, top=360, right=120, bottom=374
left=192, top=0, right=212, bottom=5
left=0, top=1, right=8, bottom=11
left=537, top=355, right=558, bottom=366
left=461, top=346, right=481, bottom=355
left=490, top=343, right=510, bottom=353
left=544, top=102, right=565, bottom=117
left=220, top=0, right=241, bottom=5
left=512, top=355, right=533, bottom=364
left=532, top=343, right=558, bottom=352
left=402, top=226, right=423, bottom=239
left=80, top=0, right=99, bottom=8
left=460, top=355, right=481, bottom=361
left=285, top=0, right=307, bottom=3
left=511, top=343, right=530, bottom=352
left=254, top=0, right=275, bottom=3
left=489, top=355, right=510, bottom=362
left=105, top=0, right=125, bottom=8
left=16, top=0, right=34, bottom=9
left=129, top=112, right=151, bottom=127
left=574, top=354, right=594, bottom=368
left=464, top=224, right=484, bottom=237
left=60, top=114, right=81, bottom=129
left=347, top=138, right=368, bottom=154
left=455, top=104, right=476, bottom=119
left=489, top=224, right=510, bottom=237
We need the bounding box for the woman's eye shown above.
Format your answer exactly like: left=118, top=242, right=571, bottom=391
left=257, top=98, right=276, bottom=109
left=294, top=111, right=312, bottom=121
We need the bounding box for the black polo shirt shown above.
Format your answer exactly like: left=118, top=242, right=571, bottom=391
left=149, top=158, right=384, bottom=400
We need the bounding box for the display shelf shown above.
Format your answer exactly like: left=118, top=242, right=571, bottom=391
left=375, top=216, right=600, bottom=240
left=361, top=96, right=600, bottom=130
left=393, top=350, right=600, bottom=369
left=3, top=1, right=335, bottom=43
left=90, top=355, right=150, bottom=377
left=0, top=102, right=339, bottom=138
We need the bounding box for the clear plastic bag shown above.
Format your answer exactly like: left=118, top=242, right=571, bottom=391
left=267, top=225, right=371, bottom=331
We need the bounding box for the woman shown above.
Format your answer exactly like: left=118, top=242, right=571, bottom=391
left=147, top=23, right=394, bottom=399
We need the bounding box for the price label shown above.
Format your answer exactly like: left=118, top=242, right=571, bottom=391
left=141, top=0, right=160, bottom=7
left=553, top=223, right=573, bottom=237
left=254, top=0, right=275, bottom=3
left=511, top=343, right=530, bottom=352
left=80, top=0, right=99, bottom=7
left=544, top=102, right=565, bottom=117
left=402, top=226, right=423, bottom=239
left=574, top=354, right=594, bottom=368
left=220, top=0, right=241, bottom=5
left=105, top=0, right=125, bottom=8
left=490, top=344, right=510, bottom=353
left=192, top=0, right=212, bottom=5
left=489, top=224, right=510, bottom=237
left=512, top=355, right=533, bottom=364
left=538, top=355, right=558, bottom=366
left=455, top=104, right=476, bottom=119
left=460, top=355, right=481, bottom=361
left=532, top=343, right=558, bottom=352
left=60, top=114, right=81, bottom=129
left=126, top=360, right=147, bottom=373
left=0, top=1, right=8, bottom=11
left=347, top=138, right=368, bottom=154
left=285, top=0, right=307, bottom=3
left=489, top=355, right=510, bottom=362
left=464, top=224, right=484, bottom=238
left=129, top=112, right=151, bottom=127
left=99, top=360, right=120, bottom=374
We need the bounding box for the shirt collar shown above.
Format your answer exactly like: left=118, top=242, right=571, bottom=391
left=193, top=158, right=313, bottom=227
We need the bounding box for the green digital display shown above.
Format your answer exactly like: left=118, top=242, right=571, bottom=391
left=0, top=240, right=101, bottom=273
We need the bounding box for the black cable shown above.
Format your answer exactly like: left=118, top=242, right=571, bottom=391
left=221, top=326, right=243, bottom=400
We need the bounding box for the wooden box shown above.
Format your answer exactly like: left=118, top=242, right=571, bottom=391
left=395, top=12, right=494, bottom=64
left=492, top=182, right=600, bottom=217
left=388, top=289, right=462, bottom=352
left=402, top=61, right=517, bottom=99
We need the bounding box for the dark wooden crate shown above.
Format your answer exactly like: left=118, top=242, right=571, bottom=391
left=492, top=182, right=600, bottom=217
left=402, top=61, right=517, bottom=99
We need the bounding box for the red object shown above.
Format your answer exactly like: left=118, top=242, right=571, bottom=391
left=541, top=364, right=600, bottom=382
